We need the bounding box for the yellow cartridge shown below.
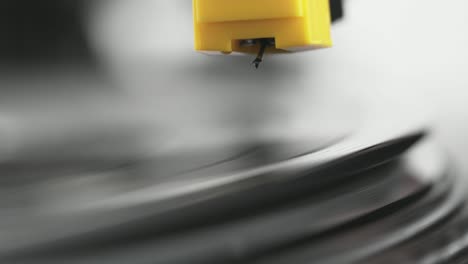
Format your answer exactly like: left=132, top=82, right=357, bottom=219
left=193, top=0, right=333, bottom=54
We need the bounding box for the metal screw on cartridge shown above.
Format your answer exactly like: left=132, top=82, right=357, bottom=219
left=240, top=39, right=257, bottom=47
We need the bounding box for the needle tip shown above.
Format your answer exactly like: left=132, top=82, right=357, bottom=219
left=252, top=58, right=262, bottom=69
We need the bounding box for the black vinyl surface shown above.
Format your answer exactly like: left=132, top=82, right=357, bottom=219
left=1, top=128, right=466, bottom=264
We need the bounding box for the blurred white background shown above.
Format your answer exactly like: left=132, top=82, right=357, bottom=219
left=87, top=0, right=468, bottom=162
left=0, top=0, right=467, bottom=168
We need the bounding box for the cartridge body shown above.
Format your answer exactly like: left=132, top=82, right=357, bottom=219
left=193, top=0, right=333, bottom=54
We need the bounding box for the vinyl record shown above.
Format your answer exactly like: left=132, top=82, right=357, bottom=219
left=2, top=124, right=464, bottom=264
